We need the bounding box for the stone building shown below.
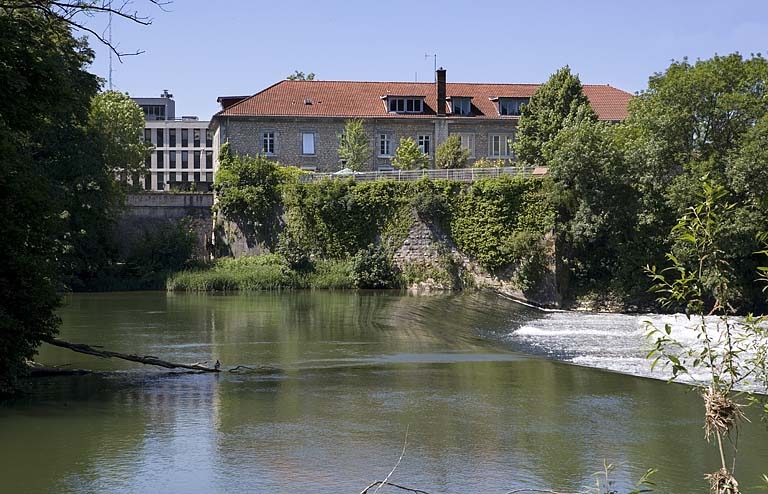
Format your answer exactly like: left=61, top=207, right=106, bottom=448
left=133, top=90, right=216, bottom=191
left=210, top=69, right=632, bottom=172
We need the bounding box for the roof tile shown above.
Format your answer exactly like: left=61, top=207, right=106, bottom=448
left=217, top=80, right=632, bottom=121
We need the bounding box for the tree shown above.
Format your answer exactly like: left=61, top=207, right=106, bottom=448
left=0, top=4, right=162, bottom=393
left=287, top=70, right=315, bottom=81
left=435, top=134, right=469, bottom=169
left=514, top=66, right=596, bottom=166
left=626, top=53, right=768, bottom=311
left=0, top=1, right=168, bottom=58
left=337, top=119, right=371, bottom=171
left=89, top=90, right=150, bottom=182
left=392, top=136, right=430, bottom=170
left=0, top=6, right=104, bottom=394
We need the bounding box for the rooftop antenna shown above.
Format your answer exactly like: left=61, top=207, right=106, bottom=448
left=425, top=53, right=437, bottom=82
left=108, top=7, right=113, bottom=90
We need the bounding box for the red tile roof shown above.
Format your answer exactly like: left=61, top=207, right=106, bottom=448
left=216, top=80, right=632, bottom=121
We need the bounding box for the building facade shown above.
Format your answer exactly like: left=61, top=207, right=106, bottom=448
left=133, top=91, right=215, bottom=191
left=211, top=69, right=632, bottom=172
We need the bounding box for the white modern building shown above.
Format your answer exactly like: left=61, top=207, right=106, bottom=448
left=133, top=90, right=215, bottom=191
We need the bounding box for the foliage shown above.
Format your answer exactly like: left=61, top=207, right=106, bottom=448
left=281, top=179, right=410, bottom=259
left=449, top=176, right=554, bottom=273
left=645, top=182, right=768, bottom=493
left=287, top=70, right=315, bottom=81
left=409, top=178, right=449, bottom=223
left=214, top=144, right=295, bottom=228
left=392, top=136, right=430, bottom=170
left=628, top=54, right=768, bottom=173
left=352, top=244, right=400, bottom=289
left=472, top=157, right=508, bottom=168
left=435, top=134, right=469, bottom=169
left=0, top=6, right=114, bottom=393
left=89, top=90, right=149, bottom=181
left=538, top=54, right=768, bottom=309
left=544, top=119, right=653, bottom=297
left=125, top=220, right=196, bottom=276
left=166, top=255, right=355, bottom=291
left=216, top=170, right=556, bottom=294
left=514, top=65, right=596, bottom=166
left=337, top=119, right=371, bottom=171
left=0, top=1, right=165, bottom=58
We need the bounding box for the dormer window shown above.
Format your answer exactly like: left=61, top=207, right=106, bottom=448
left=386, top=97, right=424, bottom=113
left=450, top=97, right=472, bottom=115
left=497, top=97, right=529, bottom=116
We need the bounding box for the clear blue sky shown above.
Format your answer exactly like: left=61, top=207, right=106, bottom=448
left=84, top=0, right=768, bottom=120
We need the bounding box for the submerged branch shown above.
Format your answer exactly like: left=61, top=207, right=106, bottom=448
left=44, top=338, right=220, bottom=372
left=360, top=481, right=431, bottom=494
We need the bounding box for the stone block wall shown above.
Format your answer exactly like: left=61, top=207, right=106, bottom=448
left=115, top=193, right=213, bottom=260
left=217, top=116, right=520, bottom=172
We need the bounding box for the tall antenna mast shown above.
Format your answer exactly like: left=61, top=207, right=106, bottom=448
left=108, top=7, right=113, bottom=90
left=425, top=53, right=437, bottom=82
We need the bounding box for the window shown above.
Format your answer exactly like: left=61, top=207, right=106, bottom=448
left=141, top=105, right=166, bottom=120
left=144, top=174, right=152, bottom=191
left=489, top=134, right=514, bottom=157
left=194, top=150, right=201, bottom=169
left=181, top=151, right=189, bottom=169
left=262, top=131, right=275, bottom=154
left=387, top=97, right=424, bottom=113
left=194, top=172, right=201, bottom=183
left=498, top=98, right=529, bottom=116
left=451, top=98, right=471, bottom=115
left=302, top=132, right=315, bottom=155
left=156, top=172, right=165, bottom=190
left=205, top=129, right=213, bottom=147
left=156, top=128, right=164, bottom=147
left=453, top=133, right=475, bottom=157
left=418, top=134, right=431, bottom=155
left=379, top=133, right=392, bottom=156
left=169, top=128, right=176, bottom=147
left=206, top=172, right=214, bottom=182
left=181, top=129, right=189, bottom=147
left=144, top=153, right=151, bottom=169
left=205, top=150, right=213, bottom=169
left=144, top=129, right=151, bottom=144
left=193, top=129, right=201, bottom=147
left=169, top=151, right=176, bottom=169
left=156, top=150, right=164, bottom=169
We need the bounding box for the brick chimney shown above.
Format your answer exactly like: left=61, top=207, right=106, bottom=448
left=436, top=67, right=446, bottom=116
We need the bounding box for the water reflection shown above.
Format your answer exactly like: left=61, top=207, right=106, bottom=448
left=1, top=291, right=766, bottom=493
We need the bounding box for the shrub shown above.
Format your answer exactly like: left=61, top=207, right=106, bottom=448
left=352, top=244, right=400, bottom=289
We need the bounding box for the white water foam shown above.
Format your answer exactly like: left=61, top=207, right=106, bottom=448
left=506, top=311, right=767, bottom=392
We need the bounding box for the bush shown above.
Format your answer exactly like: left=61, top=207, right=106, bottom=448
left=352, top=244, right=400, bottom=289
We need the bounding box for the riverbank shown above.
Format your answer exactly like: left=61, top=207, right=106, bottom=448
left=166, top=255, right=355, bottom=291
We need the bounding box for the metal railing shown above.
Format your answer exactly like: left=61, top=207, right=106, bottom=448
left=299, top=166, right=546, bottom=183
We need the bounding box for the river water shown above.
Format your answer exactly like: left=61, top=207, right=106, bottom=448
left=1, top=291, right=766, bottom=493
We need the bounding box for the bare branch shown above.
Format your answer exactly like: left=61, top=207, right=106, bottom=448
left=360, top=481, right=431, bottom=494
left=372, top=425, right=409, bottom=494
left=45, top=338, right=220, bottom=372
left=0, top=0, right=169, bottom=58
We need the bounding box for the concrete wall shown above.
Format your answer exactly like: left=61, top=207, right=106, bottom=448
left=116, top=193, right=214, bottom=259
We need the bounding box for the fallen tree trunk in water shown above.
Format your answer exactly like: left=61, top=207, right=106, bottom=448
left=25, top=360, right=93, bottom=377
left=44, top=338, right=221, bottom=373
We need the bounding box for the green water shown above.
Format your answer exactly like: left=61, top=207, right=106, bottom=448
left=1, top=291, right=766, bottom=493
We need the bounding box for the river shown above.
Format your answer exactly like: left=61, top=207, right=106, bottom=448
left=1, top=291, right=766, bottom=493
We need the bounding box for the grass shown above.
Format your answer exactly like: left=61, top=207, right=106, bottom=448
left=166, top=255, right=356, bottom=291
